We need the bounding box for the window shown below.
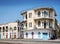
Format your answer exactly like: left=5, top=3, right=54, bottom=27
left=26, top=23, right=27, bottom=28
left=29, top=22, right=32, bottom=27
left=0, top=27, right=1, bottom=29
left=44, top=21, right=46, bottom=28
left=44, top=11, right=48, bottom=14
left=31, top=32, right=34, bottom=39
left=43, top=33, right=48, bottom=35
left=0, top=27, right=1, bottom=32
left=6, top=26, right=8, bottom=29
left=31, top=32, right=34, bottom=35
left=38, top=11, right=41, bottom=17
left=44, top=11, right=49, bottom=17
left=10, top=27, right=12, bottom=30
left=42, top=11, right=49, bottom=17
left=26, top=15, right=27, bottom=19
left=14, top=26, right=16, bottom=30
left=24, top=14, right=27, bottom=19
left=29, top=13, right=32, bottom=18
left=6, top=30, right=8, bottom=32
left=42, top=22, right=44, bottom=26
left=3, top=27, right=5, bottom=32
left=38, top=21, right=41, bottom=27
left=49, top=21, right=50, bottom=28
left=38, top=32, right=40, bottom=34
left=3, top=27, right=5, bottom=29
left=46, top=22, right=49, bottom=26
left=26, top=32, right=28, bottom=38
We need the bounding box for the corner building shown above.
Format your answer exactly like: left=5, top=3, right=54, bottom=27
left=21, top=7, right=58, bottom=40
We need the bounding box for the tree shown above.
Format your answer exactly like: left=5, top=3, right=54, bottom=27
left=58, top=30, right=60, bottom=38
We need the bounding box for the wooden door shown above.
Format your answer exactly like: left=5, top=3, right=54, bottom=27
left=6, top=33, right=8, bottom=38
left=14, top=33, right=16, bottom=39
left=10, top=33, right=11, bottom=38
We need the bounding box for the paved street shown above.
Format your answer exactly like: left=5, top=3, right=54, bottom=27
left=0, top=39, right=60, bottom=44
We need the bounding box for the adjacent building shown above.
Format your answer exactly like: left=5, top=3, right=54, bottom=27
left=0, top=21, right=23, bottom=39
left=21, top=7, right=59, bottom=40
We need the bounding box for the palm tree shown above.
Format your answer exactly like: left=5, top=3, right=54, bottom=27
left=58, top=30, right=60, bottom=38
left=16, top=19, right=24, bottom=39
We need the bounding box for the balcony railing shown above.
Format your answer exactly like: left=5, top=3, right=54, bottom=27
left=23, top=18, right=27, bottom=21
left=34, top=15, right=54, bottom=20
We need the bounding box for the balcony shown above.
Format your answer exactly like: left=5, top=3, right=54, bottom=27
left=33, top=25, right=53, bottom=31
left=34, top=16, right=54, bottom=21
left=23, top=18, right=27, bottom=21
left=22, top=19, right=27, bottom=23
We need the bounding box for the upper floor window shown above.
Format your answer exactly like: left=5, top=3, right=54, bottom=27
left=0, top=27, right=1, bottom=29
left=44, top=11, right=48, bottom=15
left=10, top=27, right=12, bottom=30
left=26, top=15, right=27, bottom=19
left=3, top=27, right=5, bottom=30
left=0, top=27, right=1, bottom=32
left=42, top=11, right=49, bottom=17
left=3, top=27, right=5, bottom=32
left=14, top=26, right=16, bottom=30
left=26, top=23, right=27, bottom=28
left=38, top=21, right=41, bottom=27
left=46, top=21, right=49, bottom=26
left=42, top=22, right=44, bottom=26
left=29, top=22, right=32, bottom=27
left=44, top=21, right=46, bottom=28
left=6, top=26, right=8, bottom=29
left=24, top=14, right=27, bottom=19
left=29, top=13, right=32, bottom=18
left=6, top=30, right=8, bottom=32
left=38, top=11, right=41, bottom=17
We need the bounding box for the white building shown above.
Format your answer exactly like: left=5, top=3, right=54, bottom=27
left=21, top=7, right=59, bottom=40
left=0, top=22, right=22, bottom=39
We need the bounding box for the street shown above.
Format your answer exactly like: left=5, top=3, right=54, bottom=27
left=0, top=39, right=60, bottom=44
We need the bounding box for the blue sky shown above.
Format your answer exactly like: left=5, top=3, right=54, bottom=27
left=0, top=0, right=60, bottom=24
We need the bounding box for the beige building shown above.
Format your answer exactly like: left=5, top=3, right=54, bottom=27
left=21, top=7, right=58, bottom=40
left=0, top=22, right=23, bottom=39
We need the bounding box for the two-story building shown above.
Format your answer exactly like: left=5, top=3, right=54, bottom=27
left=21, top=7, right=58, bottom=40
left=0, top=21, right=23, bottom=39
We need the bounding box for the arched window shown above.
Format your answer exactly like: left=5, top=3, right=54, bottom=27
left=31, top=32, right=34, bottom=35
left=38, top=32, right=40, bottom=34
left=44, top=11, right=49, bottom=17
left=31, top=32, right=34, bottom=39
left=0, top=27, right=1, bottom=32
left=14, top=26, right=16, bottom=30
left=38, top=21, right=41, bottom=27
left=44, top=11, right=48, bottom=15
left=6, top=26, right=8, bottom=29
left=26, top=32, right=28, bottom=38
left=3, top=27, right=5, bottom=32
left=26, top=32, right=28, bottom=35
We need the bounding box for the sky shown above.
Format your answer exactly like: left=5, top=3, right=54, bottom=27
left=0, top=0, right=60, bottom=24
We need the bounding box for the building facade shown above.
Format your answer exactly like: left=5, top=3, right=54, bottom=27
left=21, top=7, right=58, bottom=40
left=0, top=22, right=22, bottom=39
